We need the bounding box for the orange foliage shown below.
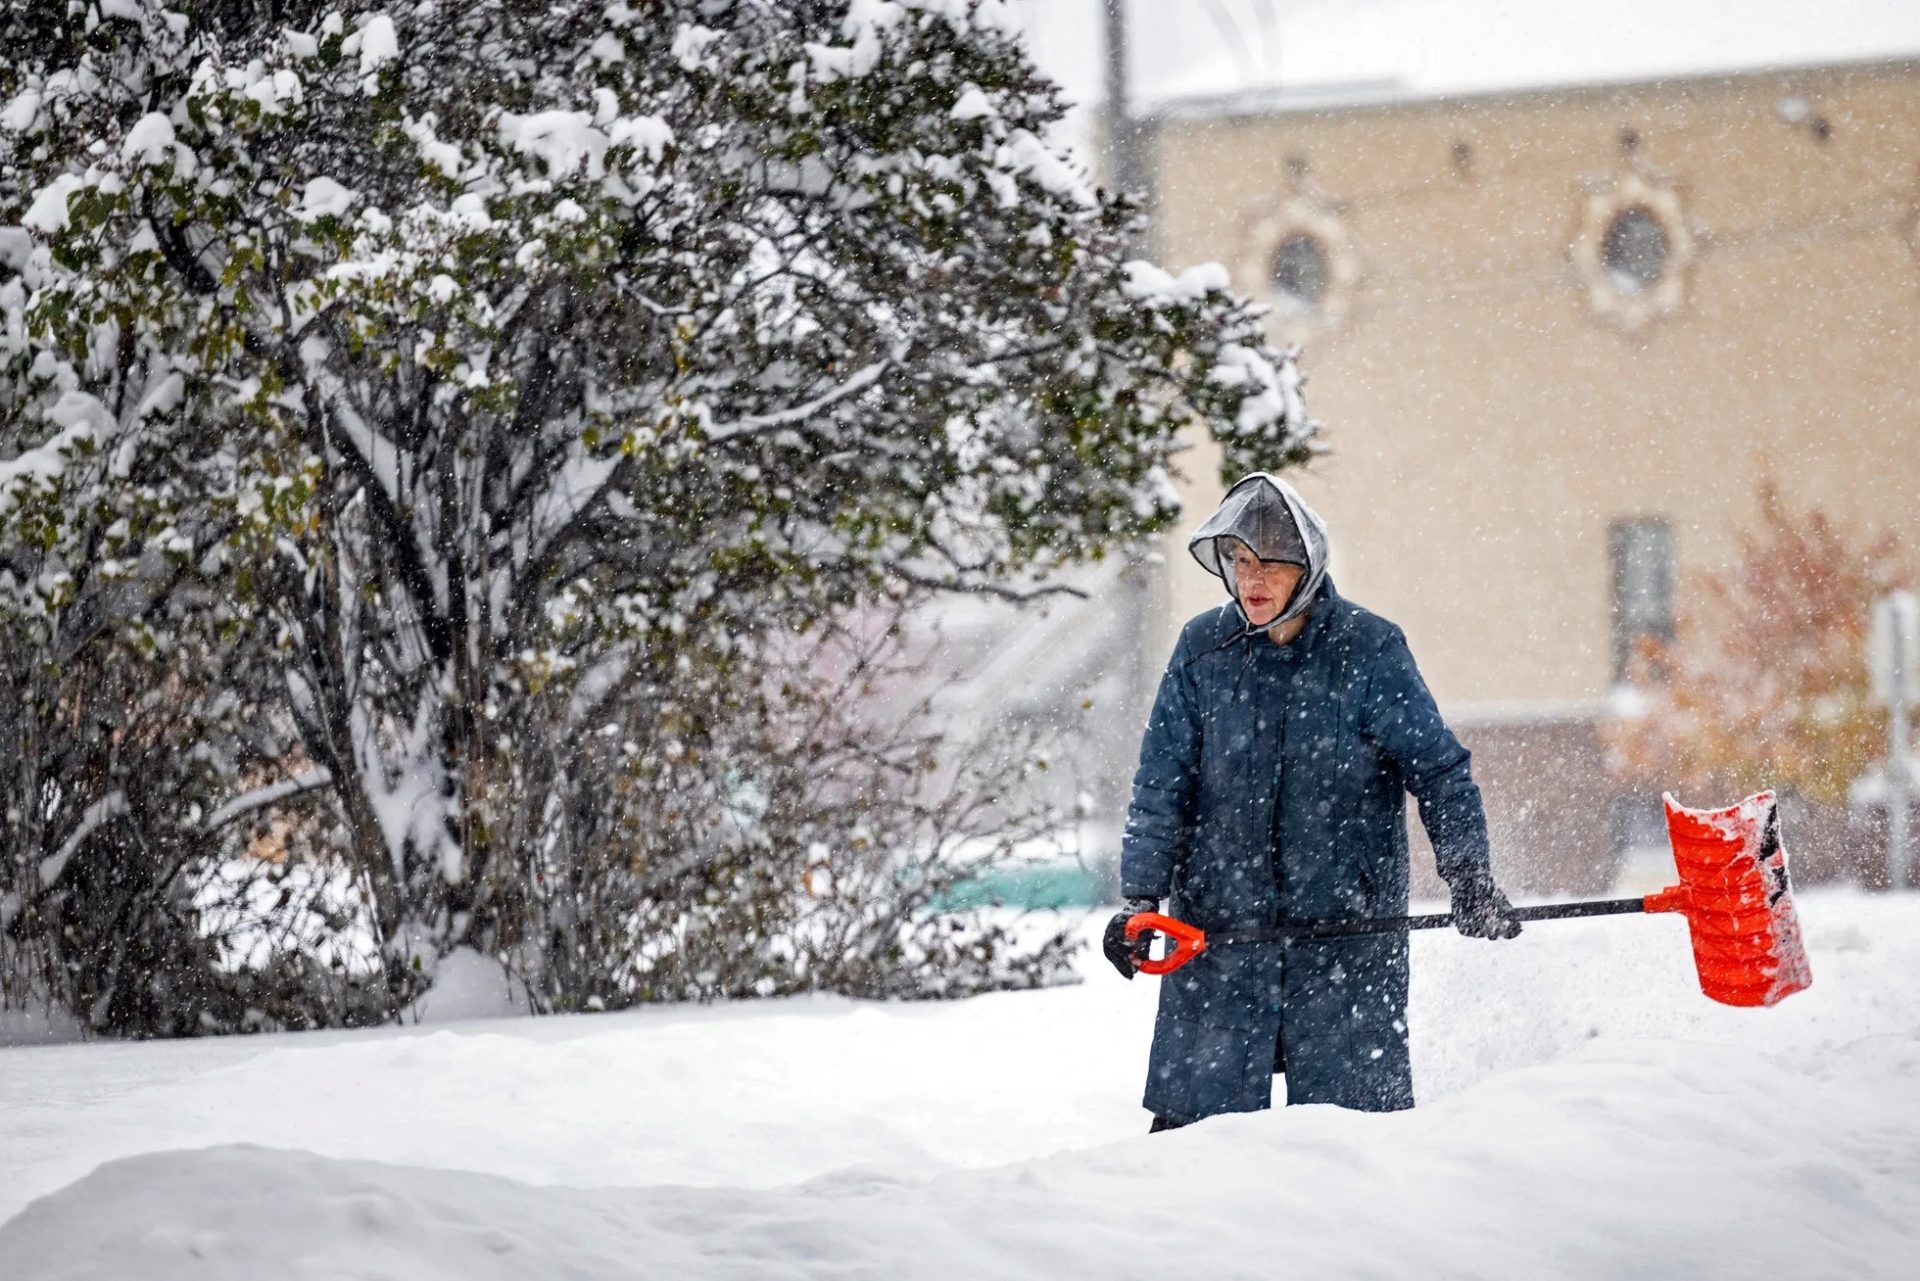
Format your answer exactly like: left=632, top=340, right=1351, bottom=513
left=1606, top=479, right=1911, bottom=808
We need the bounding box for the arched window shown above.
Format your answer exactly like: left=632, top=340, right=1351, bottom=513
left=1271, top=232, right=1330, bottom=313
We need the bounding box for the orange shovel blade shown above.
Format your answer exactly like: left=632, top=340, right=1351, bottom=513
left=1647, top=791, right=1813, bottom=1007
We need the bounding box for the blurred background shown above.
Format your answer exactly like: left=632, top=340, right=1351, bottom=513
left=917, top=0, right=1920, bottom=903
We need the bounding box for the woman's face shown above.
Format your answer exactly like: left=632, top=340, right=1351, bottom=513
left=1230, top=541, right=1305, bottom=628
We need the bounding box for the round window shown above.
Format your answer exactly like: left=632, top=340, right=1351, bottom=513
left=1240, top=198, right=1356, bottom=332
left=1572, top=174, right=1693, bottom=332
left=1271, top=232, right=1330, bottom=312
left=1602, top=205, right=1669, bottom=293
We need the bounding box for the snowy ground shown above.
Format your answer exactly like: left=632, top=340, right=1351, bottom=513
left=2, top=889, right=1917, bottom=1278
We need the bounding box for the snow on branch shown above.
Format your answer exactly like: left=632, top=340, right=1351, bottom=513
left=204, top=769, right=334, bottom=833
left=702, top=358, right=893, bottom=442
left=38, top=792, right=129, bottom=888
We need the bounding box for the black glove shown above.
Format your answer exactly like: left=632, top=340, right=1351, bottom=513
left=1445, top=866, right=1522, bottom=940
left=1103, top=897, right=1161, bottom=979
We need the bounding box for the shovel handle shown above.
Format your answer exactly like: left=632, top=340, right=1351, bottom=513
left=1135, top=896, right=1659, bottom=974
left=1262, top=897, right=1654, bottom=939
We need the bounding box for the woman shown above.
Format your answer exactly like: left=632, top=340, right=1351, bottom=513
left=1105, top=472, right=1520, bottom=1129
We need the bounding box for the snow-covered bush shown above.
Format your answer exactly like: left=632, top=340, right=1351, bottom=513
left=506, top=607, right=1081, bottom=1010
left=1, top=0, right=1312, bottom=1031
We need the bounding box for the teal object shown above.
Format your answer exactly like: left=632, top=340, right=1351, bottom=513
left=928, top=859, right=1109, bottom=912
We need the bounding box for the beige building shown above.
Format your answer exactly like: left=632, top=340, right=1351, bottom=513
left=1143, top=59, right=1920, bottom=891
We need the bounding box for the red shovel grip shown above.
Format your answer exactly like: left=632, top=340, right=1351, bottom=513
left=1126, top=912, right=1208, bottom=975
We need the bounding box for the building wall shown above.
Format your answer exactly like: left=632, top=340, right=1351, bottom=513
left=1152, top=61, right=1920, bottom=709
left=1145, top=62, right=1920, bottom=888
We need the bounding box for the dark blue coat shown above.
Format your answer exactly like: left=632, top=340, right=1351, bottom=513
left=1120, top=577, right=1491, bottom=1122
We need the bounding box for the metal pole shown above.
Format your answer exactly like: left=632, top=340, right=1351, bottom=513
left=1102, top=0, right=1146, bottom=232
left=1891, top=603, right=1912, bottom=889
left=1103, top=0, right=1150, bottom=699
left=1103, top=0, right=1160, bottom=884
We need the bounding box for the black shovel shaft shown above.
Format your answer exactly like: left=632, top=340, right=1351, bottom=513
left=1210, top=896, right=1649, bottom=945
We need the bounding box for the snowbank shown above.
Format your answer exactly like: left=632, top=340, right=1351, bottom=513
left=4, top=1032, right=1917, bottom=1279
left=2, top=890, right=1917, bottom=1277
left=0, top=1004, right=84, bottom=1050
left=400, top=947, right=530, bottom=1023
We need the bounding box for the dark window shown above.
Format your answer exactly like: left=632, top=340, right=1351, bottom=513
left=1271, top=232, right=1329, bottom=311
left=1602, top=206, right=1668, bottom=293
left=1611, top=518, right=1674, bottom=681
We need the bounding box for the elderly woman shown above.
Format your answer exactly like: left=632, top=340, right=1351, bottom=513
left=1105, top=473, right=1520, bottom=1130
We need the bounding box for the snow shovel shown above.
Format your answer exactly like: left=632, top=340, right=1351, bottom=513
left=1126, top=790, right=1813, bottom=1008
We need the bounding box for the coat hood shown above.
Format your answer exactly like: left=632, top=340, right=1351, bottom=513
left=1187, top=472, right=1331, bottom=632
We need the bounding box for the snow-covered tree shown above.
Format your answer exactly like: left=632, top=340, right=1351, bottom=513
left=2, top=0, right=1312, bottom=1025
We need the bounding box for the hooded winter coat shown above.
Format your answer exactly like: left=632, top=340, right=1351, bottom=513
left=1122, top=474, right=1492, bottom=1122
